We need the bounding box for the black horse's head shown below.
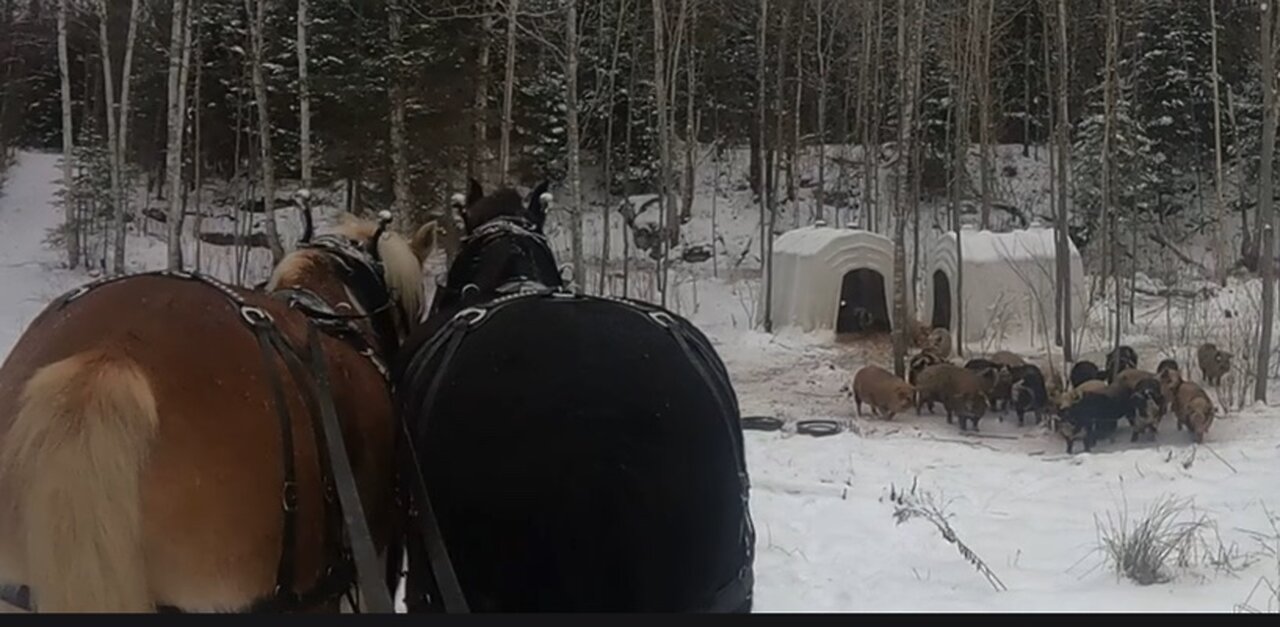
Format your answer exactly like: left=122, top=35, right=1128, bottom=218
left=429, top=179, right=565, bottom=317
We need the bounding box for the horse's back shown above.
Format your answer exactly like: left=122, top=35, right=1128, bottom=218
left=400, top=295, right=753, bottom=612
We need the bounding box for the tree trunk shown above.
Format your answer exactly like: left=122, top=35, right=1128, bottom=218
left=388, top=0, right=412, bottom=225
left=58, top=0, right=78, bottom=269
left=859, top=1, right=874, bottom=232
left=652, top=0, right=674, bottom=307
left=1102, top=0, right=1118, bottom=347
left=469, top=0, right=492, bottom=182
left=499, top=0, right=519, bottom=180
left=1054, top=0, right=1072, bottom=362
left=1256, top=1, right=1279, bottom=402
left=814, top=0, right=825, bottom=224
left=1210, top=0, right=1226, bottom=286
left=680, top=0, right=697, bottom=223
left=789, top=7, right=801, bottom=217
left=96, top=1, right=120, bottom=274
left=566, top=0, right=584, bottom=289
left=977, top=0, right=993, bottom=231
left=165, top=0, right=190, bottom=270
left=892, top=0, right=917, bottom=379
left=112, top=0, right=141, bottom=275
left=193, top=17, right=204, bottom=272
left=245, top=0, right=284, bottom=264
left=599, top=0, right=629, bottom=295
left=758, top=0, right=770, bottom=330
left=298, top=0, right=312, bottom=191
left=773, top=4, right=788, bottom=231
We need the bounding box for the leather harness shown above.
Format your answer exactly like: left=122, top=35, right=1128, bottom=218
left=0, top=236, right=399, bottom=614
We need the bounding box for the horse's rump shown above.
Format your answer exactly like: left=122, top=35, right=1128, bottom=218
left=397, top=293, right=754, bottom=612
left=0, top=273, right=395, bottom=612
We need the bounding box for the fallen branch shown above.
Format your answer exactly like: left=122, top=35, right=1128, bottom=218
left=197, top=232, right=273, bottom=249
left=1200, top=443, right=1239, bottom=474
left=1133, top=285, right=1218, bottom=300
left=1147, top=233, right=1211, bottom=275
left=888, top=477, right=1008, bottom=592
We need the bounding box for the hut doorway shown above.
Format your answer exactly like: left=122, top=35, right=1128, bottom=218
left=836, top=269, right=891, bottom=334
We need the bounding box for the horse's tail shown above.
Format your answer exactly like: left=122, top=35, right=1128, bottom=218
left=0, top=350, right=158, bottom=612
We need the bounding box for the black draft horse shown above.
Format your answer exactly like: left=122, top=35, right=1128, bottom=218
left=392, top=180, right=755, bottom=613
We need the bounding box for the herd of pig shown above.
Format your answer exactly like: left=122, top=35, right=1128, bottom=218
left=849, top=328, right=1234, bottom=454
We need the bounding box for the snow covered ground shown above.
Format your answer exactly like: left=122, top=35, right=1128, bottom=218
left=1, top=148, right=1278, bottom=612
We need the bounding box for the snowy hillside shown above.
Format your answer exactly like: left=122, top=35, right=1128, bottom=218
left=2, top=148, right=1279, bottom=613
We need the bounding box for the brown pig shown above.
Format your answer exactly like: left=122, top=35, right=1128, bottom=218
left=852, top=365, right=916, bottom=421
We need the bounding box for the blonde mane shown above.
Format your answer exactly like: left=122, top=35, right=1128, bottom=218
left=267, top=214, right=427, bottom=332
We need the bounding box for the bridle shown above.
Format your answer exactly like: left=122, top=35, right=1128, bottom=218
left=429, top=214, right=563, bottom=318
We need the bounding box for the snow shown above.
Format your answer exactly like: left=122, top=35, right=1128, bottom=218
left=938, top=226, right=1064, bottom=264
left=2, top=148, right=1280, bottom=613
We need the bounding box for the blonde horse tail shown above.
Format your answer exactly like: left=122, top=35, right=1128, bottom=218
left=0, top=351, right=159, bottom=612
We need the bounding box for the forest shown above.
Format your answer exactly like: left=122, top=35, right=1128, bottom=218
left=1, top=0, right=1279, bottom=396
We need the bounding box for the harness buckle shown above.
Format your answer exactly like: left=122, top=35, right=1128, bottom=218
left=241, top=306, right=275, bottom=327
left=648, top=311, right=675, bottom=328
left=282, top=481, right=299, bottom=512
left=454, top=307, right=487, bottom=327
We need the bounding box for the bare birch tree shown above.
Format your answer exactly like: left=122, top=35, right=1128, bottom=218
left=565, top=0, right=584, bottom=288
left=58, top=0, right=78, bottom=268
left=470, top=1, right=492, bottom=182
left=598, top=0, right=631, bottom=294
left=1101, top=0, right=1118, bottom=347
left=297, top=0, right=312, bottom=192
left=680, top=0, right=697, bottom=223
left=758, top=0, right=770, bottom=330
left=652, top=0, right=674, bottom=306
left=245, top=0, right=283, bottom=263
left=1255, top=0, right=1280, bottom=402
left=499, top=0, right=519, bottom=180
left=1053, top=0, right=1072, bottom=361
left=388, top=0, right=412, bottom=226
left=892, top=0, right=919, bottom=378
left=165, top=0, right=191, bottom=270
left=1210, top=0, right=1226, bottom=286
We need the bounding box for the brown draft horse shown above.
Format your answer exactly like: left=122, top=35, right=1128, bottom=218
left=0, top=213, right=436, bottom=612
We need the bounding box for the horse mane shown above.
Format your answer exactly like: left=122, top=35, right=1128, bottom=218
left=267, top=214, right=426, bottom=330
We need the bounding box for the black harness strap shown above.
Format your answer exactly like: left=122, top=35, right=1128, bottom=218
left=296, top=324, right=395, bottom=613
left=242, top=308, right=302, bottom=605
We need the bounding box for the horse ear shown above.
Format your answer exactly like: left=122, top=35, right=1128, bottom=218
left=467, top=178, right=484, bottom=206
left=527, top=180, right=551, bottom=228
left=410, top=220, right=439, bottom=263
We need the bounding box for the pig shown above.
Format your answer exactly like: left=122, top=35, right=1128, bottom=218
left=908, top=350, right=948, bottom=385
left=1172, top=380, right=1216, bottom=443
left=1196, top=342, right=1233, bottom=387
left=965, top=358, right=1013, bottom=414
left=925, top=327, right=952, bottom=359
left=1112, top=368, right=1167, bottom=428
left=1104, top=345, right=1139, bottom=382
left=1057, top=382, right=1132, bottom=454
left=1009, top=364, right=1048, bottom=426
left=852, top=365, right=916, bottom=421
left=1127, top=377, right=1166, bottom=443
left=916, top=363, right=990, bottom=432
left=989, top=350, right=1028, bottom=369
left=1069, top=360, right=1106, bottom=388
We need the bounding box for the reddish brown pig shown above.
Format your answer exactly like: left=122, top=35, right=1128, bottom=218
left=853, top=365, right=916, bottom=421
